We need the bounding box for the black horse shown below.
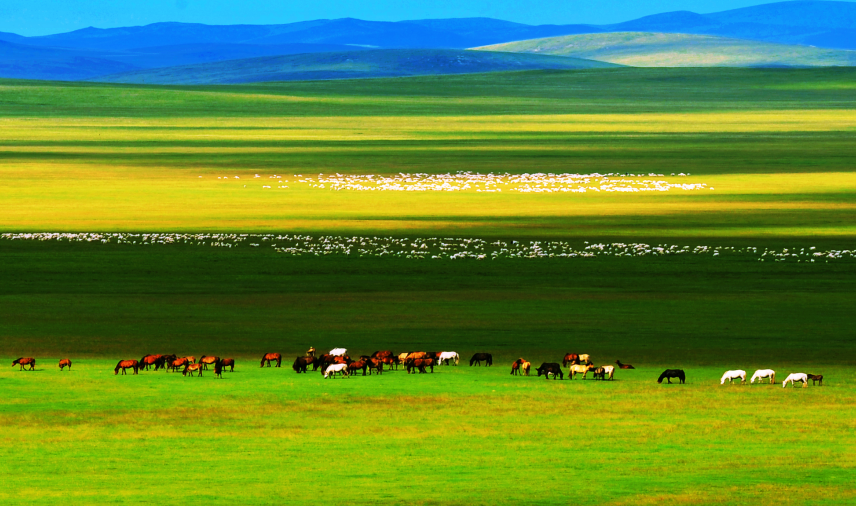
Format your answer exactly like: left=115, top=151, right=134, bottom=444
left=657, top=369, right=686, bottom=384
left=536, top=362, right=563, bottom=380
left=470, top=353, right=493, bottom=366
left=292, top=357, right=311, bottom=373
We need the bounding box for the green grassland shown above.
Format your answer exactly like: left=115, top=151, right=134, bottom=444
left=475, top=32, right=856, bottom=67
left=1, top=69, right=856, bottom=504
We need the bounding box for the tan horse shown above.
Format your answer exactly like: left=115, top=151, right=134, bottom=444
left=569, top=363, right=595, bottom=379
left=521, top=361, right=531, bottom=376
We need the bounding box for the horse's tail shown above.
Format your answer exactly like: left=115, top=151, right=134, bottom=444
left=488, top=355, right=493, bottom=366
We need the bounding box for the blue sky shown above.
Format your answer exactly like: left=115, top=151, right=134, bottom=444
left=2, top=0, right=852, bottom=36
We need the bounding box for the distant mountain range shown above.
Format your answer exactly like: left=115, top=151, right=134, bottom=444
left=91, top=49, right=618, bottom=85
left=1, top=0, right=855, bottom=81
left=477, top=32, right=856, bottom=67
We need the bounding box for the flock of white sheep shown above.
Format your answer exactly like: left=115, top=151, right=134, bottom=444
left=3, top=233, right=853, bottom=263
left=207, top=171, right=710, bottom=193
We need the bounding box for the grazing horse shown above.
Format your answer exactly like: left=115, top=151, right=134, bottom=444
left=469, top=353, right=492, bottom=367
left=185, top=356, right=196, bottom=364
left=407, top=358, right=435, bottom=374
left=58, top=358, right=72, bottom=371
left=807, top=374, right=823, bottom=386
left=329, top=348, right=348, bottom=357
left=347, top=359, right=368, bottom=377
left=511, top=358, right=523, bottom=376
left=750, top=369, right=775, bottom=384
left=213, top=360, right=224, bottom=379
left=536, top=363, right=563, bottom=380
left=114, top=360, right=139, bottom=375
left=292, top=357, right=311, bottom=373
left=521, top=361, right=531, bottom=376
left=381, top=356, right=398, bottom=370
left=220, top=358, right=235, bottom=372
left=260, top=353, right=282, bottom=368
left=591, top=367, right=606, bottom=380
left=569, top=364, right=595, bottom=379
left=169, top=357, right=189, bottom=372
left=783, top=373, right=808, bottom=388
left=603, top=365, right=615, bottom=380
left=324, top=363, right=349, bottom=379
left=12, top=357, right=36, bottom=371
left=371, top=350, right=393, bottom=359
left=438, top=352, right=459, bottom=366
left=139, top=354, right=162, bottom=371
left=367, top=358, right=383, bottom=375
left=199, top=355, right=220, bottom=370
left=657, top=369, right=685, bottom=384
left=720, top=370, right=746, bottom=385
left=182, top=363, right=203, bottom=377
left=562, top=354, right=580, bottom=367
left=616, top=360, right=635, bottom=369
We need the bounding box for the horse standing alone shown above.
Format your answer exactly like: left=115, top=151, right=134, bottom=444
left=657, top=369, right=685, bottom=384
left=12, top=358, right=36, bottom=371
left=58, top=359, right=72, bottom=370
left=469, top=353, right=492, bottom=366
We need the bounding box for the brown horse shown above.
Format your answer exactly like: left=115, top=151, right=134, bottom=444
left=616, top=360, right=635, bottom=369
left=168, top=357, right=189, bottom=372
left=381, top=356, right=398, bottom=370
left=139, top=354, right=163, bottom=371
left=220, top=358, right=235, bottom=372
left=348, top=359, right=368, bottom=376
left=13, top=357, right=36, bottom=371
left=807, top=374, right=824, bottom=386
left=407, top=358, right=435, bottom=374
left=182, top=363, right=203, bottom=377
left=114, top=360, right=139, bottom=375
left=511, top=358, right=523, bottom=376
left=562, top=354, right=580, bottom=367
left=199, top=355, right=220, bottom=370
left=58, top=358, right=72, bottom=370
left=367, top=358, right=383, bottom=375
left=372, top=350, right=393, bottom=359
left=213, top=360, right=224, bottom=379
left=406, top=351, right=428, bottom=361
left=260, top=353, right=282, bottom=368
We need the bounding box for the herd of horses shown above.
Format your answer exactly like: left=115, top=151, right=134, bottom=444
left=720, top=369, right=824, bottom=387
left=9, top=352, right=824, bottom=388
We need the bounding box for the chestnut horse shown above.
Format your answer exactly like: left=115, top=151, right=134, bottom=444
left=616, top=360, right=635, bottom=369
left=199, top=355, right=220, bottom=370
left=511, top=358, right=523, bottom=376
left=562, top=354, right=580, bottom=367
left=371, top=350, right=393, bottom=359
left=168, top=357, right=189, bottom=372
left=139, top=354, right=163, bottom=371
left=183, top=363, right=203, bottom=377
left=213, top=360, right=224, bottom=379
left=220, top=358, right=235, bottom=372
left=114, top=360, right=139, bottom=375
left=58, top=358, right=72, bottom=370
left=260, top=353, right=282, bottom=368
left=13, top=357, right=36, bottom=371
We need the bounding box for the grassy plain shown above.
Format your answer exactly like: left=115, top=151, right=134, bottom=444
left=1, top=68, right=856, bottom=504
left=476, top=32, right=856, bottom=67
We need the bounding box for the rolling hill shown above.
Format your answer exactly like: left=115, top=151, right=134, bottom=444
left=90, top=49, right=618, bottom=85
left=475, top=32, right=856, bottom=67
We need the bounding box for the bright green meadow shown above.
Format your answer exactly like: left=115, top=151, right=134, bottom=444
left=1, top=68, right=855, bottom=504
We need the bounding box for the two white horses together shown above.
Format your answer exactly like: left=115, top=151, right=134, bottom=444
left=720, top=369, right=776, bottom=385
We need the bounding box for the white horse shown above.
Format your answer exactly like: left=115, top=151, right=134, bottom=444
left=750, top=369, right=775, bottom=384
left=329, top=348, right=347, bottom=357
left=602, top=365, right=615, bottom=380
left=437, top=352, right=459, bottom=365
left=579, top=354, right=591, bottom=365
left=720, top=370, right=746, bottom=385
left=783, top=373, right=808, bottom=388
left=324, top=363, right=349, bottom=379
